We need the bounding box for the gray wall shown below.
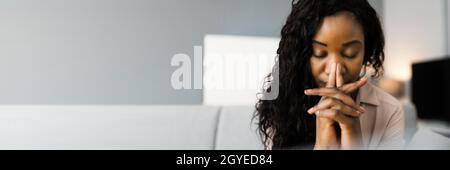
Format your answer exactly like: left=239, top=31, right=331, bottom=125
left=0, top=0, right=291, bottom=104
left=383, top=0, right=447, bottom=99
left=447, top=0, right=450, bottom=55
left=368, top=0, right=383, bottom=19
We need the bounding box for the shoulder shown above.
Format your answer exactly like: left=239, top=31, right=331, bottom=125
left=364, top=83, right=406, bottom=149
left=373, top=83, right=402, bottom=110
left=363, top=82, right=404, bottom=117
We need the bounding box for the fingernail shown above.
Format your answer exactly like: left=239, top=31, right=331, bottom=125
left=361, top=76, right=368, bottom=81
left=359, top=106, right=366, bottom=113
left=307, top=107, right=314, bottom=114
left=304, top=89, right=311, bottom=94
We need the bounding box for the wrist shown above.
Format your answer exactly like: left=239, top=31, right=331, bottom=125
left=340, top=122, right=361, bottom=134
left=340, top=124, right=364, bottom=150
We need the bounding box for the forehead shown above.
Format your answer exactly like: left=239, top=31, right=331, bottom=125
left=313, top=11, right=364, bottom=43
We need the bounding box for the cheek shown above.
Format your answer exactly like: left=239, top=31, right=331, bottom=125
left=347, top=64, right=362, bottom=77
left=309, top=58, right=323, bottom=77
left=344, top=58, right=364, bottom=79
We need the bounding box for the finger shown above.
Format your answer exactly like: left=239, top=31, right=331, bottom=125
left=307, top=98, right=362, bottom=117
left=326, top=63, right=336, bottom=88
left=304, top=88, right=365, bottom=113
left=314, top=109, right=352, bottom=125
left=336, top=63, right=344, bottom=88
left=339, top=76, right=368, bottom=94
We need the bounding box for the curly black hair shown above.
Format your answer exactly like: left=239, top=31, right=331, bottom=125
left=254, top=0, right=385, bottom=149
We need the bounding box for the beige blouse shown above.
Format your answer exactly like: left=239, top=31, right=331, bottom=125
left=356, top=82, right=405, bottom=149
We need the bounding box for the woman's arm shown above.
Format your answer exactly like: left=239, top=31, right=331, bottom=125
left=314, top=117, right=339, bottom=149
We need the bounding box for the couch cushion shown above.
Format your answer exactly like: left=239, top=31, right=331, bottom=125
left=406, top=126, right=450, bottom=150
left=214, top=106, right=264, bottom=150
left=0, top=105, right=220, bottom=150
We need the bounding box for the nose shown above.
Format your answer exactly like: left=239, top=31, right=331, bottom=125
left=324, top=55, right=346, bottom=75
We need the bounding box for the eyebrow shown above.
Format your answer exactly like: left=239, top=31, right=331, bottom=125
left=312, top=40, right=328, bottom=47
left=312, top=40, right=363, bottom=47
left=343, top=40, right=363, bottom=47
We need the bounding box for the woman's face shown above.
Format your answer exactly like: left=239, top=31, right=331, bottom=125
left=310, top=11, right=365, bottom=88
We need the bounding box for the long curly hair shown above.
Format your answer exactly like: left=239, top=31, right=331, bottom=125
left=254, top=0, right=385, bottom=149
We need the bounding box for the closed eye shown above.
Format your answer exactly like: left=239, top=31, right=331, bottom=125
left=341, top=47, right=361, bottom=59
left=341, top=52, right=358, bottom=59
left=313, top=51, right=327, bottom=59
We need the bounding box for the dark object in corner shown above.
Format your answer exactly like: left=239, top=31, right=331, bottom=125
left=412, top=57, right=450, bottom=123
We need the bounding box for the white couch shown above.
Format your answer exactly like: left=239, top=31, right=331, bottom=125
left=0, top=105, right=263, bottom=150
left=0, top=105, right=447, bottom=150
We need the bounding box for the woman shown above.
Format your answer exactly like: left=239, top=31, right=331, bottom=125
left=255, top=0, right=404, bottom=150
